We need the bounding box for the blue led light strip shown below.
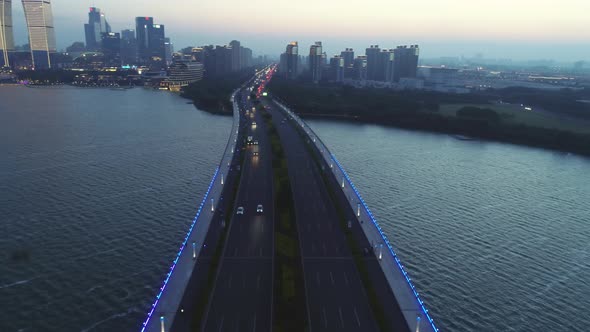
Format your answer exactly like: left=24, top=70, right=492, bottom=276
left=140, top=166, right=220, bottom=332
left=330, top=154, right=439, bottom=332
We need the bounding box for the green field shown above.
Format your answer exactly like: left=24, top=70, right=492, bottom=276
left=439, top=103, right=590, bottom=134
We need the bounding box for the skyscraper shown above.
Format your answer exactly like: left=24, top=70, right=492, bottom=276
left=148, top=24, right=165, bottom=69
left=0, top=0, right=15, bottom=67
left=365, top=45, right=381, bottom=81
left=353, top=56, right=367, bottom=80
left=393, top=45, right=419, bottom=82
left=229, top=40, right=240, bottom=71
left=101, top=32, right=120, bottom=67
left=164, top=37, right=173, bottom=66
left=120, top=29, right=137, bottom=65
left=84, top=7, right=110, bottom=51
left=284, top=41, right=298, bottom=79
left=309, top=41, right=323, bottom=83
left=135, top=17, right=153, bottom=64
left=22, top=0, right=56, bottom=69
left=329, top=55, right=344, bottom=82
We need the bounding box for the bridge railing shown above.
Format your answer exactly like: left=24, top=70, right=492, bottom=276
left=273, top=97, right=439, bottom=332
left=140, top=85, right=247, bottom=332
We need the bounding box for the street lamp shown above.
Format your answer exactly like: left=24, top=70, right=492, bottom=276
left=192, top=241, right=196, bottom=259
left=221, top=173, right=224, bottom=185
left=160, top=316, right=165, bottom=332
left=211, top=198, right=214, bottom=212
left=415, top=316, right=421, bottom=332
left=357, top=203, right=361, bottom=217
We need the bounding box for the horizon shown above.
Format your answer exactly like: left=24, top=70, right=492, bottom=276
left=7, top=0, right=590, bottom=62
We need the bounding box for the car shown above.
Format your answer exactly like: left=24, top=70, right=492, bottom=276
left=254, top=140, right=259, bottom=145
left=253, top=151, right=259, bottom=157
left=236, top=207, right=244, bottom=215
left=252, top=121, right=257, bottom=126
left=256, top=204, right=263, bottom=213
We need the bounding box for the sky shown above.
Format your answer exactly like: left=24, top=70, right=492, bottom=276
left=10, top=0, right=590, bottom=62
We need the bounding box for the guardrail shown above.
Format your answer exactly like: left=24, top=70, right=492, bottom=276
left=140, top=86, right=245, bottom=332
left=273, top=98, right=439, bottom=332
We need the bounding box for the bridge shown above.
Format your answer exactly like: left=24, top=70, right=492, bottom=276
left=140, top=66, right=439, bottom=332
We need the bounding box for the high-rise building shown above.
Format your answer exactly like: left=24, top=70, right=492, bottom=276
left=101, top=32, right=120, bottom=67
left=164, top=37, right=173, bottom=66
left=393, top=45, right=419, bottom=82
left=135, top=17, right=153, bottom=64
left=148, top=24, right=166, bottom=69
left=229, top=40, right=240, bottom=71
left=240, top=46, right=252, bottom=68
left=283, top=41, right=298, bottom=79
left=353, top=56, right=367, bottom=80
left=376, top=49, right=394, bottom=82
left=0, top=0, right=15, bottom=67
left=365, top=45, right=381, bottom=81
left=329, top=55, right=344, bottom=82
left=340, top=48, right=354, bottom=69
left=162, top=60, right=204, bottom=90
left=84, top=7, right=110, bottom=51
left=22, top=0, right=56, bottom=69
left=120, top=29, right=137, bottom=65
left=309, top=41, right=323, bottom=83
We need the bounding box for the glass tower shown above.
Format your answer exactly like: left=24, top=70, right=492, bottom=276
left=0, top=0, right=14, bottom=67
left=22, top=0, right=56, bottom=69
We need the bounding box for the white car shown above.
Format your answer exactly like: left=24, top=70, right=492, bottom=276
left=256, top=204, right=263, bottom=213
left=236, top=207, right=244, bottom=215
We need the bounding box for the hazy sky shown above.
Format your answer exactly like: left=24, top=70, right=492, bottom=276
left=10, top=0, right=590, bottom=61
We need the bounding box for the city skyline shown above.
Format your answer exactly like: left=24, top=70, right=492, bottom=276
left=3, top=0, right=590, bottom=62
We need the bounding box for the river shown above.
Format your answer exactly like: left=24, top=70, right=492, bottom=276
left=1, top=86, right=589, bottom=331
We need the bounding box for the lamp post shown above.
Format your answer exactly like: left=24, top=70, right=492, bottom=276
left=160, top=315, right=165, bottom=332
left=211, top=198, right=214, bottom=212
left=192, top=242, right=196, bottom=259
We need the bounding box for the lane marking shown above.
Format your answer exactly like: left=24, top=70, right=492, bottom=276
left=322, top=307, right=328, bottom=328
left=354, top=307, right=361, bottom=327
left=330, top=271, right=335, bottom=286
left=253, top=314, right=257, bottom=332
left=344, top=272, right=349, bottom=286
left=323, top=244, right=327, bottom=256
left=219, top=316, right=224, bottom=332
left=339, top=306, right=345, bottom=328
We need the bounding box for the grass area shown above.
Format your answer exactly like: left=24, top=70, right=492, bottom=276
left=189, top=137, right=245, bottom=331
left=262, top=109, right=308, bottom=332
left=281, top=107, right=391, bottom=332
left=439, top=103, right=590, bottom=134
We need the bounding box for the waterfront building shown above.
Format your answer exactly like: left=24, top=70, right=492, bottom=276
left=229, top=40, right=240, bottom=71
left=135, top=17, right=153, bottom=64
left=365, top=45, right=380, bottom=81
left=393, top=45, right=419, bottom=82
left=353, top=55, right=367, bottom=80
left=84, top=7, right=110, bottom=51
left=101, top=32, right=120, bottom=67
left=329, top=55, right=344, bottom=82
left=0, top=0, right=14, bottom=67
left=309, top=41, right=323, bottom=83
left=22, top=0, right=56, bottom=69
left=120, top=29, right=137, bottom=66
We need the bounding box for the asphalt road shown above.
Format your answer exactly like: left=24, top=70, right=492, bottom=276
left=265, top=99, right=410, bottom=332
left=199, top=89, right=275, bottom=332
left=169, top=87, right=274, bottom=332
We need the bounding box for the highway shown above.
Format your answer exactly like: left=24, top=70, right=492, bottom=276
left=200, top=89, right=275, bottom=331
left=264, top=98, right=410, bottom=332
left=169, top=87, right=274, bottom=332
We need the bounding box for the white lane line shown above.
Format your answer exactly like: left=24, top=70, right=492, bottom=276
left=219, top=316, right=225, bottom=332
left=344, top=272, right=349, bottom=286
left=322, top=307, right=328, bottom=328
left=253, top=314, right=257, bottom=332
left=330, top=271, right=335, bottom=286
left=339, top=306, right=345, bottom=328
left=354, top=307, right=361, bottom=327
